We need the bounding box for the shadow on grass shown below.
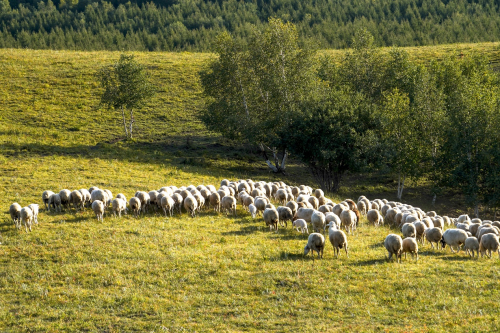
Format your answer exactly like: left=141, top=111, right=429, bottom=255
left=221, top=225, right=264, bottom=236
left=351, top=258, right=388, bottom=266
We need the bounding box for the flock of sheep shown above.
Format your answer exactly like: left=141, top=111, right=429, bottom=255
left=8, top=179, right=500, bottom=261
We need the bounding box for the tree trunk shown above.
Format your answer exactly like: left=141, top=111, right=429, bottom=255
left=397, top=173, right=406, bottom=201
left=432, top=194, right=437, bottom=206
left=259, top=144, right=287, bottom=174
left=129, top=109, right=134, bottom=139
left=121, top=106, right=129, bottom=138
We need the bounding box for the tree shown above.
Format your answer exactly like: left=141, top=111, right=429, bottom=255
left=199, top=18, right=320, bottom=173
left=97, top=54, right=155, bottom=139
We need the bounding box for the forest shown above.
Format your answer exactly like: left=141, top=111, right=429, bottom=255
left=0, top=0, right=499, bottom=51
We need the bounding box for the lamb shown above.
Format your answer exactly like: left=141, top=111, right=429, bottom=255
left=402, top=223, right=416, bottom=238
left=263, top=208, right=279, bottom=232
left=59, top=189, right=72, bottom=210
left=366, top=209, right=382, bottom=226
left=111, top=198, right=127, bottom=217
left=129, top=197, right=141, bottom=217
left=20, top=206, right=33, bottom=232
left=384, top=234, right=403, bottom=262
left=70, top=190, right=84, bottom=211
left=149, top=190, right=159, bottom=210
left=161, top=195, right=175, bottom=217
left=328, top=222, right=348, bottom=258
left=42, top=190, right=54, bottom=211
left=311, top=211, right=326, bottom=234
left=9, top=203, right=22, bottom=228
left=91, top=200, right=105, bottom=222
left=479, top=233, right=500, bottom=259
left=304, top=233, right=325, bottom=259
left=340, top=210, right=357, bottom=234
left=193, top=192, right=205, bottom=212
left=221, top=196, right=237, bottom=216
left=464, top=237, right=480, bottom=258
left=402, top=237, right=418, bottom=260
left=292, top=219, right=308, bottom=233
left=425, top=227, right=444, bottom=249
left=248, top=204, right=257, bottom=218
left=28, top=204, right=39, bottom=225
left=441, top=229, right=468, bottom=253
left=184, top=196, right=198, bottom=217
left=277, top=206, right=293, bottom=228
left=48, top=193, right=62, bottom=212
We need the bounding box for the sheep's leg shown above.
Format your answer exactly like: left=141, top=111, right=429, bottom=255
left=488, top=250, right=492, bottom=258
left=345, top=246, right=348, bottom=258
left=450, top=246, right=455, bottom=253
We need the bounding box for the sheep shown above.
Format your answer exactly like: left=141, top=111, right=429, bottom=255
left=384, top=234, right=403, bottom=262
left=274, top=189, right=287, bottom=205
left=311, top=211, right=326, bottom=234
left=384, top=208, right=400, bottom=226
left=304, top=233, right=325, bottom=260
left=314, top=189, right=324, bottom=199
left=116, top=193, right=127, bottom=202
left=318, top=205, right=332, bottom=214
left=263, top=208, right=279, bottom=232
left=28, top=204, right=39, bottom=225
left=265, top=203, right=276, bottom=210
left=367, top=209, right=382, bottom=226
left=344, top=199, right=357, bottom=211
left=171, top=193, right=183, bottom=214
left=421, top=217, right=435, bottom=229
left=432, top=217, right=445, bottom=230
left=479, top=234, right=500, bottom=259
left=209, top=192, right=221, bottom=213
left=277, top=206, right=293, bottom=228
left=248, top=204, right=257, bottom=218
left=254, top=197, right=269, bottom=216
left=413, top=221, right=427, bottom=244
left=193, top=192, right=205, bottom=212
left=88, top=186, right=99, bottom=194
left=402, top=237, right=418, bottom=260
left=42, top=190, right=54, bottom=211
left=48, top=193, right=62, bottom=212
left=104, top=190, right=113, bottom=207
left=243, top=196, right=254, bottom=211
left=293, top=219, right=308, bottom=234
left=425, top=227, right=443, bottom=250
left=381, top=204, right=391, bottom=217
left=184, top=196, right=198, bottom=218
left=135, top=191, right=151, bottom=213
left=293, top=208, right=315, bottom=223
left=441, top=229, right=468, bottom=253
left=371, top=201, right=380, bottom=211
left=128, top=197, right=141, bottom=217
left=325, top=212, right=341, bottom=229
left=455, top=222, right=470, bottom=232
left=307, top=196, right=319, bottom=210
left=340, top=210, right=357, bottom=234
left=91, top=189, right=108, bottom=207
left=79, top=189, right=91, bottom=207
left=464, top=237, right=480, bottom=258
left=356, top=201, right=367, bottom=215
left=221, top=196, right=237, bottom=217
left=149, top=190, right=159, bottom=210
left=426, top=211, right=437, bottom=217
left=458, top=214, right=471, bottom=224
left=111, top=198, right=127, bottom=217
left=91, top=200, right=105, bottom=222
left=328, top=222, right=348, bottom=258
left=70, top=190, right=84, bottom=211
left=477, top=227, right=499, bottom=242
left=59, top=189, right=71, bottom=210
left=402, top=223, right=416, bottom=238
left=161, top=195, right=175, bottom=217
left=20, top=207, right=33, bottom=232
left=286, top=201, right=298, bottom=216
left=9, top=203, right=22, bottom=228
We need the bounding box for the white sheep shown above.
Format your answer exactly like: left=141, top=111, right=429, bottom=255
left=48, top=193, right=62, bottom=212
left=28, top=204, right=39, bottom=225
left=277, top=206, right=293, bottom=228
left=248, top=204, right=257, bottom=218
left=293, top=207, right=315, bottom=223
left=129, top=197, right=141, bottom=217
left=366, top=209, right=382, bottom=226
left=59, top=189, right=72, bottom=210
left=91, top=189, right=108, bottom=206
left=92, top=200, right=105, bottom=222
left=184, top=196, right=198, bottom=217
left=221, top=196, right=237, bottom=217
left=161, top=195, right=175, bottom=217
left=425, top=227, right=443, bottom=250
left=311, top=211, right=326, bottom=234
left=441, top=229, right=468, bottom=253
left=209, top=192, right=221, bottom=213
left=325, top=212, right=341, bottom=229
left=402, top=223, right=416, bottom=238
left=20, top=206, right=33, bottom=232
left=79, top=189, right=91, bottom=207
left=9, top=203, right=22, bottom=228
left=263, top=208, right=279, bottom=232
left=135, top=191, right=150, bottom=214
left=477, top=227, right=499, bottom=242
left=70, top=190, right=84, bottom=211
left=340, top=210, right=356, bottom=234
left=413, top=221, right=427, bottom=244
left=479, top=234, right=500, bottom=259
left=42, top=191, right=54, bottom=211
left=111, top=198, right=127, bottom=217
left=384, top=234, right=403, bottom=262
left=464, top=237, right=480, bottom=258
left=328, top=222, right=348, bottom=258
left=402, top=237, right=418, bottom=261
left=292, top=219, right=308, bottom=233
left=171, top=193, right=183, bottom=214
left=304, top=233, right=325, bottom=260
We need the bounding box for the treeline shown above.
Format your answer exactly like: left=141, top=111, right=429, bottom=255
left=200, top=21, right=500, bottom=215
left=1, top=0, right=500, bottom=51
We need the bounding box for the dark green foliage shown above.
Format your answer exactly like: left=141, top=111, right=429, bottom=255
left=2, top=0, right=500, bottom=51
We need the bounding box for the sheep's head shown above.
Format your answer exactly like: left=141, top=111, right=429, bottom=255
left=303, top=245, right=311, bottom=256
left=440, top=237, right=446, bottom=248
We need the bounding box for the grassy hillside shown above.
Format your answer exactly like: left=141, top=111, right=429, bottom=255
left=1, top=44, right=500, bottom=331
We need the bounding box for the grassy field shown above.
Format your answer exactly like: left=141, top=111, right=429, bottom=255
left=2, top=44, right=500, bottom=331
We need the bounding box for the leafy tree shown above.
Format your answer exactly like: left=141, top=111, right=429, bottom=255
left=97, top=54, right=155, bottom=139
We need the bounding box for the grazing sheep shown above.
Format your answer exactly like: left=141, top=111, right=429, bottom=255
left=425, top=227, right=443, bottom=250
left=314, top=189, right=324, bottom=199
left=304, top=233, right=325, bottom=259
left=413, top=221, right=427, bottom=244
left=112, top=198, right=127, bottom=217
left=357, top=201, right=367, bottom=216
left=149, top=190, right=159, bottom=210
left=277, top=206, right=293, bottom=228
left=104, top=189, right=113, bottom=207
left=184, top=196, right=198, bottom=217
left=381, top=204, right=391, bottom=217
left=161, top=195, right=175, bottom=217
left=79, top=189, right=91, bottom=206
left=263, top=208, right=279, bottom=232
left=426, top=211, right=437, bottom=217
left=464, top=237, right=480, bottom=258
left=254, top=197, right=269, bottom=216
left=340, top=210, right=357, bottom=234
left=209, top=192, right=221, bottom=213
left=477, top=227, right=499, bottom=242
left=371, top=201, right=380, bottom=211
left=455, top=222, right=470, bottom=232
left=70, top=190, right=84, bottom=211
left=307, top=196, right=319, bottom=210
left=116, top=193, right=127, bottom=202
left=59, top=189, right=72, bottom=210
left=441, top=229, right=468, bottom=253
left=367, top=209, right=382, bottom=226
left=20, top=207, right=33, bottom=232
left=325, top=212, right=341, bottom=229
left=384, top=234, right=403, bottom=262
left=91, top=200, right=105, bottom=222
left=88, top=186, right=99, bottom=194
left=402, top=237, right=418, bottom=260
left=421, top=217, right=435, bottom=229
left=248, top=204, right=257, bottom=218
left=91, top=189, right=108, bottom=206
left=293, top=219, right=308, bottom=233
left=28, top=204, right=39, bottom=225
left=402, top=223, right=416, bottom=238
left=479, top=234, right=500, bottom=259
left=243, top=196, right=254, bottom=211
left=48, top=193, right=62, bottom=212
left=9, top=203, right=22, bottom=228
left=458, top=214, right=471, bottom=223
left=318, top=205, right=332, bottom=214
left=286, top=201, right=298, bottom=216
left=42, top=191, right=54, bottom=211
left=293, top=208, right=315, bottom=223
left=193, top=192, right=205, bottom=212
left=311, top=211, right=326, bottom=234
left=432, top=217, right=444, bottom=230
left=221, top=196, right=237, bottom=217
left=328, top=222, right=348, bottom=258
left=129, top=197, right=141, bottom=217
left=135, top=191, right=151, bottom=214
left=384, top=208, right=400, bottom=226
left=171, top=193, right=183, bottom=214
